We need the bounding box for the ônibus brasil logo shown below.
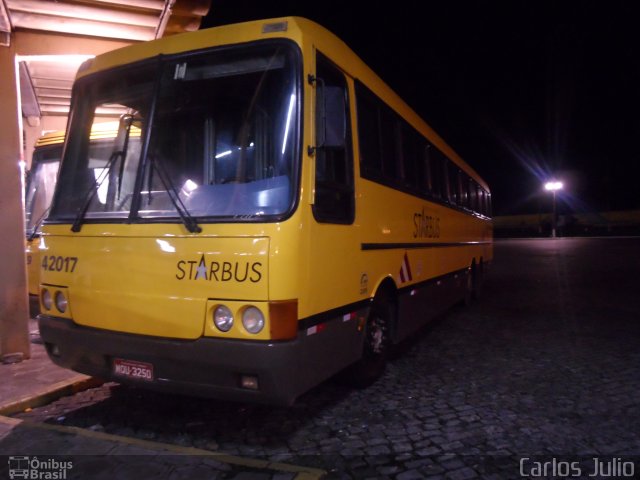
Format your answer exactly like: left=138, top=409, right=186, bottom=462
left=7, top=456, right=72, bottom=479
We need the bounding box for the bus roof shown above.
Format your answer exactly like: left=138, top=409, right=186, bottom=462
left=34, top=130, right=65, bottom=148
left=34, top=121, right=140, bottom=148
left=74, top=16, right=490, bottom=192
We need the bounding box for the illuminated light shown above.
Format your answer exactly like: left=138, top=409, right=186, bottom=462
left=281, top=93, right=296, bottom=154
left=17, top=54, right=95, bottom=64
left=215, top=150, right=232, bottom=159
left=240, top=375, right=259, bottom=390
left=155, top=239, right=175, bottom=253
left=544, top=180, right=563, bottom=191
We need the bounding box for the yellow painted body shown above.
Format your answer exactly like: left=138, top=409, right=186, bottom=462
left=27, top=123, right=140, bottom=297
left=25, top=129, right=66, bottom=297
left=40, top=17, right=492, bottom=343
left=25, top=237, right=40, bottom=296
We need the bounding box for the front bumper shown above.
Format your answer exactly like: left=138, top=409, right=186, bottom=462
left=39, top=314, right=362, bottom=405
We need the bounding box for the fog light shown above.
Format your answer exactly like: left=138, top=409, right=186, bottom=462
left=213, top=305, right=234, bottom=332
left=41, top=288, right=52, bottom=311
left=51, top=344, right=60, bottom=357
left=240, top=375, right=259, bottom=390
left=55, top=291, right=68, bottom=313
left=242, top=306, right=265, bottom=334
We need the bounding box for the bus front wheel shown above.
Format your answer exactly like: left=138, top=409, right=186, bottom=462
left=349, top=291, right=393, bottom=388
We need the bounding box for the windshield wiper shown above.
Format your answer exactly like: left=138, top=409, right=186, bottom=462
left=70, top=149, right=121, bottom=232
left=71, top=114, right=136, bottom=233
left=148, top=155, right=202, bottom=234
left=27, top=207, right=50, bottom=242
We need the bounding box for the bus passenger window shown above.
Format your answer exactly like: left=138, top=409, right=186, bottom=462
left=379, top=106, right=398, bottom=181
left=401, top=123, right=420, bottom=191
left=470, top=181, right=479, bottom=213
left=313, top=52, right=354, bottom=224
left=448, top=163, right=460, bottom=206
left=356, top=84, right=381, bottom=177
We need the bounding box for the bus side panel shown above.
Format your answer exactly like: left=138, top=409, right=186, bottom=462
left=395, top=269, right=467, bottom=343
left=26, top=238, right=41, bottom=296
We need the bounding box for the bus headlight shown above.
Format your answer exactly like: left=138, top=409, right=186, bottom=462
left=55, top=291, right=68, bottom=313
left=213, top=305, right=234, bottom=332
left=41, top=288, right=53, bottom=311
left=242, top=306, right=265, bottom=334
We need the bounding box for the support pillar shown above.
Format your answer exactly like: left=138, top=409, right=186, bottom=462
left=0, top=39, right=31, bottom=361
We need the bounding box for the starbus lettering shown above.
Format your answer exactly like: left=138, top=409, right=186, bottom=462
left=413, top=207, right=440, bottom=239
left=176, top=256, right=262, bottom=283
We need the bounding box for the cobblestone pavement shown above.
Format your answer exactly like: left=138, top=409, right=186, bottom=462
left=13, top=238, right=640, bottom=478
left=0, top=417, right=318, bottom=480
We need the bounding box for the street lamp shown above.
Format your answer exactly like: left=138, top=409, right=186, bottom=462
left=544, top=180, right=563, bottom=238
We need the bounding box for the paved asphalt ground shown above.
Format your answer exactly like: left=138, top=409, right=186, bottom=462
left=10, top=237, right=640, bottom=479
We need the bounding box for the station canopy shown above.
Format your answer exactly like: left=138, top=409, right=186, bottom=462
left=0, top=0, right=211, bottom=118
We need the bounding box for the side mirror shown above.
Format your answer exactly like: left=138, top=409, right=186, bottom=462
left=317, top=84, right=346, bottom=149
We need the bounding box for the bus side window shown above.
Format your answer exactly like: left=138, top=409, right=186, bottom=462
left=379, top=105, right=398, bottom=181
left=420, top=143, right=433, bottom=195
left=448, top=162, right=459, bottom=206
left=356, top=82, right=381, bottom=178
left=401, top=123, right=421, bottom=191
left=313, top=52, right=354, bottom=224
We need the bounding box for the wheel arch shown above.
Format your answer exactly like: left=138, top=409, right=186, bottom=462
left=370, top=275, right=399, bottom=342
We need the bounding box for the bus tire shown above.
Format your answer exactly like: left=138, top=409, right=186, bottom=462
left=349, top=290, right=393, bottom=388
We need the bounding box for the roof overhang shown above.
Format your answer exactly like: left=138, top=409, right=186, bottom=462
left=2, top=0, right=211, bottom=117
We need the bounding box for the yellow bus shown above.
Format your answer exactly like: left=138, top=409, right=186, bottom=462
left=25, top=130, right=65, bottom=310
left=25, top=123, right=135, bottom=314
left=38, top=17, right=492, bottom=405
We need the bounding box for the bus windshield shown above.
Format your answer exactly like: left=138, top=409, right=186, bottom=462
left=25, top=146, right=62, bottom=237
left=50, top=41, right=300, bottom=224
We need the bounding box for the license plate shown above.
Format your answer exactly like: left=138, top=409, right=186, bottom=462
left=113, top=358, right=154, bottom=382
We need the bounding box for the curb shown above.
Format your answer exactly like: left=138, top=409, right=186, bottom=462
left=0, top=375, right=104, bottom=416
left=0, top=416, right=327, bottom=479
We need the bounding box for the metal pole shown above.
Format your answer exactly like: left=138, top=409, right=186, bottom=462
left=551, top=190, right=557, bottom=238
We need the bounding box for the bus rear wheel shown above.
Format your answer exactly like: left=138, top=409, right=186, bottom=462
left=348, top=291, right=393, bottom=388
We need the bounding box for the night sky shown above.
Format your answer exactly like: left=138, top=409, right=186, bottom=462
left=201, top=1, right=640, bottom=215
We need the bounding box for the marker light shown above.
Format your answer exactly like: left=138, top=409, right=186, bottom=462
left=42, top=288, right=53, bottom=311
left=242, top=306, right=265, bottom=334
left=55, top=291, right=68, bottom=313
left=213, top=305, right=234, bottom=332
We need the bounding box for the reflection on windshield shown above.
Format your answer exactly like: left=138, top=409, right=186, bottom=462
left=50, top=41, right=300, bottom=224
left=25, top=147, right=61, bottom=236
